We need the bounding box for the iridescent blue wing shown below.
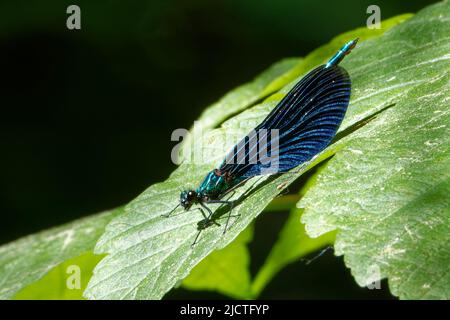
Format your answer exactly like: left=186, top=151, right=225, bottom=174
left=219, top=65, right=351, bottom=177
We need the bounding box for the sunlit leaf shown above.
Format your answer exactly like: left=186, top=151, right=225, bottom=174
left=299, top=2, right=450, bottom=299
left=14, top=252, right=104, bottom=300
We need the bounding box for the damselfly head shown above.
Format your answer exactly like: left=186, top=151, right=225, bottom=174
left=180, top=190, right=197, bottom=210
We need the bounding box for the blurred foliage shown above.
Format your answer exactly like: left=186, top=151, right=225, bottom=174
left=14, top=252, right=104, bottom=300
left=0, top=209, right=118, bottom=299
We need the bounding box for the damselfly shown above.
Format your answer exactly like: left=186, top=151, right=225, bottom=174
left=167, top=39, right=358, bottom=245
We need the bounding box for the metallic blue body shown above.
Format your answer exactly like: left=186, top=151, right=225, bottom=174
left=196, top=170, right=245, bottom=200
left=325, top=38, right=358, bottom=68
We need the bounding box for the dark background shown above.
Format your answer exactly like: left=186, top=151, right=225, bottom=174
left=0, top=0, right=435, bottom=298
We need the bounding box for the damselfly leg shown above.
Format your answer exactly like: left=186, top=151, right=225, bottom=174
left=205, top=200, right=235, bottom=235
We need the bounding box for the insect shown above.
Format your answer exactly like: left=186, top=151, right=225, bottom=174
left=167, top=39, right=358, bottom=245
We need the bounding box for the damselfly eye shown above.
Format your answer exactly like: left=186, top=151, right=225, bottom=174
left=187, top=191, right=196, bottom=200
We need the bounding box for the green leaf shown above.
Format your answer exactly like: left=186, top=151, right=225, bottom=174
left=84, top=169, right=307, bottom=299
left=0, top=208, right=120, bottom=299
left=181, top=225, right=254, bottom=299
left=253, top=18, right=424, bottom=288
left=14, top=252, right=104, bottom=300
left=84, top=10, right=418, bottom=299
left=299, top=1, right=450, bottom=299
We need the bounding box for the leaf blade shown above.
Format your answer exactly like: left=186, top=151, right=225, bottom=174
left=299, top=1, right=450, bottom=299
